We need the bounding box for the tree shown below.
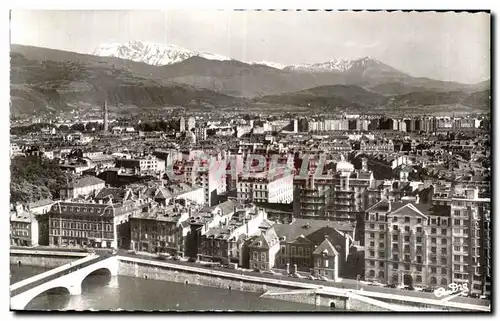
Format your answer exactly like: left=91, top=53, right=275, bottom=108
left=70, top=123, right=85, bottom=132
left=10, top=155, right=73, bottom=204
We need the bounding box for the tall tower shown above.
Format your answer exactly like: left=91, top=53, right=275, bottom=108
left=103, top=100, right=109, bottom=132
left=179, top=116, right=186, bottom=132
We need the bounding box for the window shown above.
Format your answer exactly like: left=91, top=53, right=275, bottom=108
left=324, top=259, right=329, bottom=268
left=261, top=252, right=266, bottom=262
left=392, top=217, right=397, bottom=222
left=416, top=236, right=422, bottom=243
left=393, top=225, right=398, bottom=231
left=392, top=235, right=398, bottom=241
left=431, top=267, right=437, bottom=273
left=431, top=219, right=437, bottom=225
left=454, top=219, right=461, bottom=225
left=404, top=264, right=410, bottom=271
left=416, top=227, right=422, bottom=233
left=379, top=261, right=384, bottom=268
left=404, top=226, right=410, bottom=232
left=369, top=260, right=375, bottom=267
left=416, top=275, right=422, bottom=283
left=378, top=271, right=385, bottom=279
left=431, top=247, right=437, bottom=254
left=378, top=251, right=385, bottom=258
left=393, top=263, right=399, bottom=269
left=405, top=217, right=410, bottom=223
left=441, top=268, right=447, bottom=275
left=379, top=234, right=385, bottom=240
left=404, top=245, right=410, bottom=253
left=379, top=224, right=384, bottom=230
left=305, top=248, right=310, bottom=256
left=417, top=266, right=422, bottom=272
left=431, top=228, right=436, bottom=234
left=430, top=277, right=437, bottom=285
left=441, top=258, right=447, bottom=265
left=441, top=239, right=447, bottom=245
left=431, top=238, right=436, bottom=244
left=404, top=236, right=410, bottom=242
left=404, top=254, right=410, bottom=261
left=454, top=265, right=461, bottom=272
left=298, top=247, right=303, bottom=256
left=370, top=224, right=375, bottom=229
left=370, top=232, right=375, bottom=238
left=417, top=218, right=422, bottom=224
left=441, top=229, right=447, bottom=235
left=454, top=255, right=460, bottom=261
left=392, top=243, right=398, bottom=250
left=369, top=250, right=375, bottom=257
left=291, top=246, right=296, bottom=256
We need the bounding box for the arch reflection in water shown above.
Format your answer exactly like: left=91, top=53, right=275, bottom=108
left=25, top=287, right=71, bottom=310
left=81, top=268, right=112, bottom=293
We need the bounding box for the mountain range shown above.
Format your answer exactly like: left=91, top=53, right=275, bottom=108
left=10, top=41, right=490, bottom=117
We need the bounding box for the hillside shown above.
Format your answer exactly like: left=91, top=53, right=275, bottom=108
left=256, top=85, right=388, bottom=110
left=257, top=85, right=490, bottom=112
left=9, top=45, right=491, bottom=116
left=10, top=47, right=246, bottom=116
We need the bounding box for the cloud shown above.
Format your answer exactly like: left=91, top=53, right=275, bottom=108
left=344, top=41, right=381, bottom=48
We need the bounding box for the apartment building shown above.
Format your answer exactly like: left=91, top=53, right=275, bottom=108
left=237, top=171, right=294, bottom=204
left=197, top=204, right=268, bottom=265
left=129, top=201, right=197, bottom=256
left=59, top=176, right=106, bottom=200
left=40, top=200, right=140, bottom=249
left=364, top=200, right=452, bottom=287
left=116, top=155, right=166, bottom=174
left=293, top=174, right=332, bottom=219
left=450, top=188, right=491, bottom=296
left=10, top=205, right=39, bottom=247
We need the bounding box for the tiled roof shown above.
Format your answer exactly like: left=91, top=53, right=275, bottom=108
left=94, top=188, right=130, bottom=202
left=313, top=238, right=339, bottom=256
left=273, top=218, right=354, bottom=242
left=67, top=176, right=105, bottom=189
left=28, top=198, right=54, bottom=208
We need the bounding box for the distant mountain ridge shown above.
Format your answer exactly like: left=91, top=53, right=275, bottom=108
left=92, top=40, right=232, bottom=65
left=9, top=44, right=490, bottom=117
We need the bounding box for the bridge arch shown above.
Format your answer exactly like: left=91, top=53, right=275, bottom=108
left=24, top=286, right=71, bottom=310
left=80, top=268, right=113, bottom=290
left=11, top=256, right=118, bottom=311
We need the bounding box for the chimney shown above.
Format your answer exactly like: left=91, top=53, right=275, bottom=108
left=103, top=100, right=109, bottom=132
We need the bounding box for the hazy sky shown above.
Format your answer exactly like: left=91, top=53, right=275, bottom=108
left=11, top=10, right=490, bottom=84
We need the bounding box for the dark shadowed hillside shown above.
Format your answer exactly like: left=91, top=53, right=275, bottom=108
left=10, top=48, right=246, bottom=116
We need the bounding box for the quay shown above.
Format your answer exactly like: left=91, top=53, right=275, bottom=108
left=10, top=249, right=490, bottom=312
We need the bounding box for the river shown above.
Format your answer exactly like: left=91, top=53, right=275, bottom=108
left=11, top=264, right=334, bottom=311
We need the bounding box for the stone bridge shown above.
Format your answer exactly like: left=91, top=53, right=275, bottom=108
left=10, top=254, right=118, bottom=310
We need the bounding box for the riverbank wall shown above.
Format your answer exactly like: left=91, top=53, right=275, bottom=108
left=10, top=249, right=87, bottom=269
left=117, top=256, right=393, bottom=311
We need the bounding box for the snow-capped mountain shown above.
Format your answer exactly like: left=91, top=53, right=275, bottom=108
left=283, top=57, right=383, bottom=73
left=249, top=61, right=287, bottom=70
left=91, top=40, right=232, bottom=66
